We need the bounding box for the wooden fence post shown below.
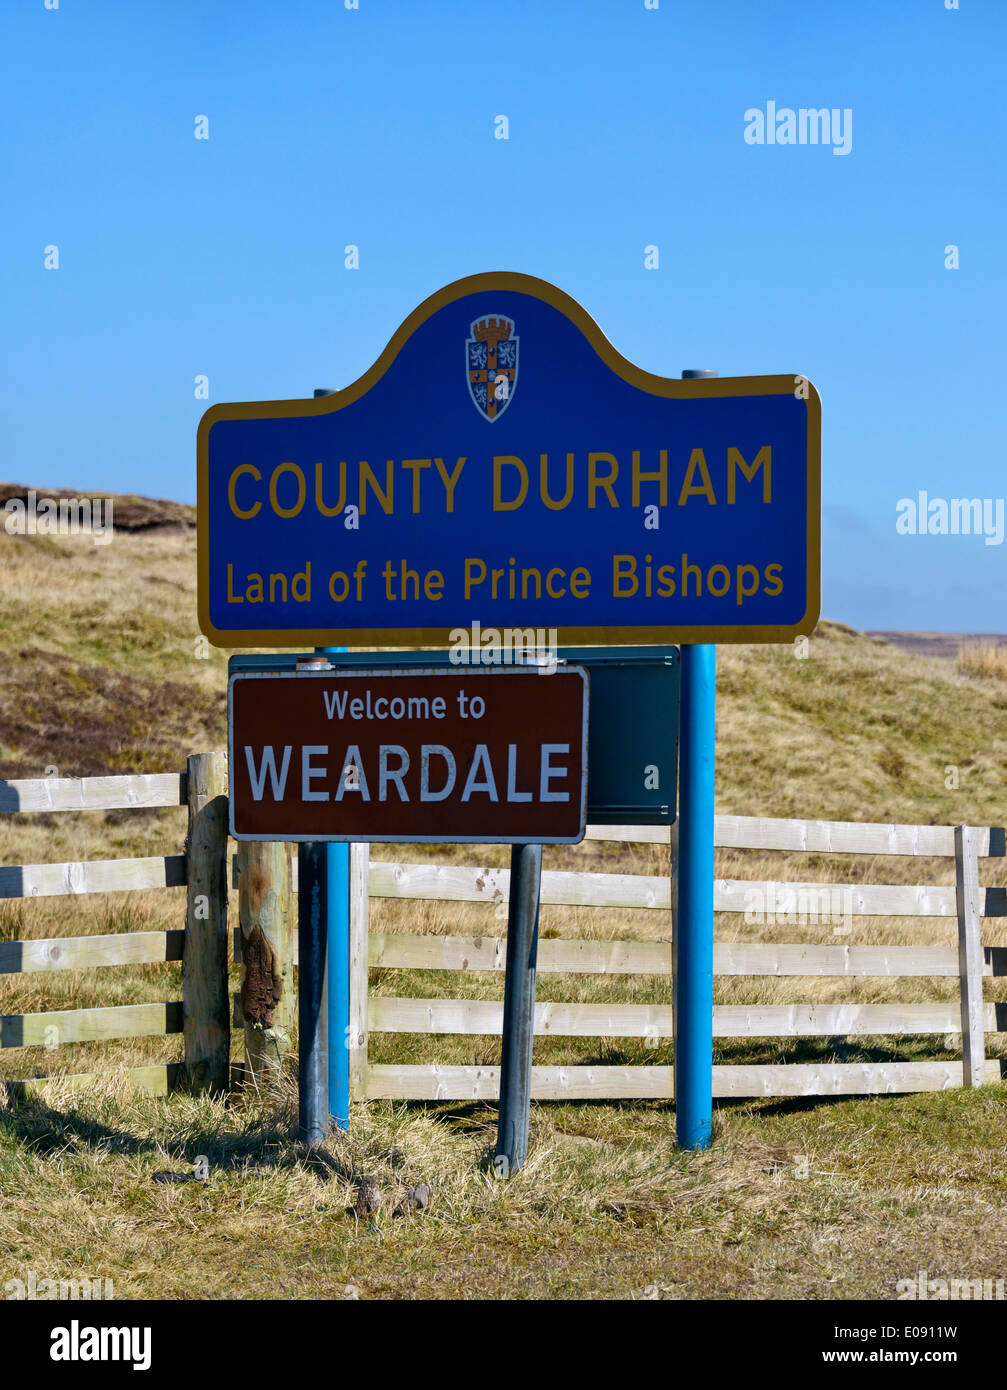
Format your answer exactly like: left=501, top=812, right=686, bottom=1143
left=348, top=842, right=370, bottom=1101
left=236, top=840, right=294, bottom=1086
left=183, top=752, right=230, bottom=1093
left=955, top=824, right=985, bottom=1088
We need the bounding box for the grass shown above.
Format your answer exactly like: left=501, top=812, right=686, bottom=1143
left=5, top=1072, right=1007, bottom=1299
left=1, top=509, right=1006, bottom=1298
left=958, top=642, right=1007, bottom=682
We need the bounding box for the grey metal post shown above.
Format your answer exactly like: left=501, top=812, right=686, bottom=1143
left=495, top=842, right=543, bottom=1175
left=298, top=839, right=330, bottom=1144
left=296, top=623, right=334, bottom=1146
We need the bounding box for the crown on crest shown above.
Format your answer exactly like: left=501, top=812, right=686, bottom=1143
left=471, top=315, right=514, bottom=347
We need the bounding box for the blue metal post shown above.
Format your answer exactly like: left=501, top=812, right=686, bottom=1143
left=675, top=644, right=715, bottom=1148
left=322, top=783, right=350, bottom=1129
left=313, top=388, right=352, bottom=1130
left=674, top=369, right=717, bottom=1150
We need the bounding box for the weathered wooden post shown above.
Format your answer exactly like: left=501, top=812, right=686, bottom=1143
left=236, top=840, right=294, bottom=1085
left=347, top=841, right=371, bottom=1102
left=182, top=751, right=230, bottom=1093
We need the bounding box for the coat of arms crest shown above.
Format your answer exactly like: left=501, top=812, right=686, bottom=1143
left=466, top=315, right=518, bottom=421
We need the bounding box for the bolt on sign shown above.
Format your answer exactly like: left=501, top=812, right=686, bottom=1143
left=198, top=272, right=821, bottom=648
left=228, top=666, right=588, bottom=844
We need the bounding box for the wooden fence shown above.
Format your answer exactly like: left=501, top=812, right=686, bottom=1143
left=0, top=755, right=227, bottom=1097
left=349, top=819, right=1006, bottom=1100
left=2, top=754, right=1005, bottom=1102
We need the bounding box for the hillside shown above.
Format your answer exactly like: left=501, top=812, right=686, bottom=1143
left=1, top=490, right=1005, bottom=831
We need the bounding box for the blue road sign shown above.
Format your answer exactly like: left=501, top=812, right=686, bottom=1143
left=198, top=272, right=820, bottom=647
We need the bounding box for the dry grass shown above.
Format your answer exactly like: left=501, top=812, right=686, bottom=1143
left=958, top=643, right=1007, bottom=682
left=4, top=1066, right=1007, bottom=1299
left=1, top=509, right=1007, bottom=1298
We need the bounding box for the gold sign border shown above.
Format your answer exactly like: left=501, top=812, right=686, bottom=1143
left=197, top=270, right=821, bottom=648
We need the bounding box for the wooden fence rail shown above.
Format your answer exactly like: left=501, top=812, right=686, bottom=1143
left=1, top=758, right=1005, bottom=1105
left=0, top=855, right=186, bottom=900
left=0, top=760, right=225, bottom=1098
left=363, top=1060, right=1007, bottom=1102
left=0, top=772, right=186, bottom=815
left=350, top=813, right=1004, bottom=1102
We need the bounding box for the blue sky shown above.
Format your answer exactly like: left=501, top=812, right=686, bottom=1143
left=2, top=0, right=1004, bottom=632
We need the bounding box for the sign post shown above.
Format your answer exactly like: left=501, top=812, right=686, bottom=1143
left=312, top=390, right=352, bottom=1132
left=229, top=661, right=588, bottom=1154
left=297, top=839, right=329, bottom=1145
left=292, top=652, right=333, bottom=1145
left=203, top=272, right=821, bottom=1155
left=675, top=370, right=719, bottom=1151
left=307, top=392, right=352, bottom=1130
left=496, top=841, right=542, bottom=1175
left=675, top=641, right=716, bottom=1150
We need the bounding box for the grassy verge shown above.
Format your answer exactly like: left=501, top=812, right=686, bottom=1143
left=4, top=1074, right=1007, bottom=1299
